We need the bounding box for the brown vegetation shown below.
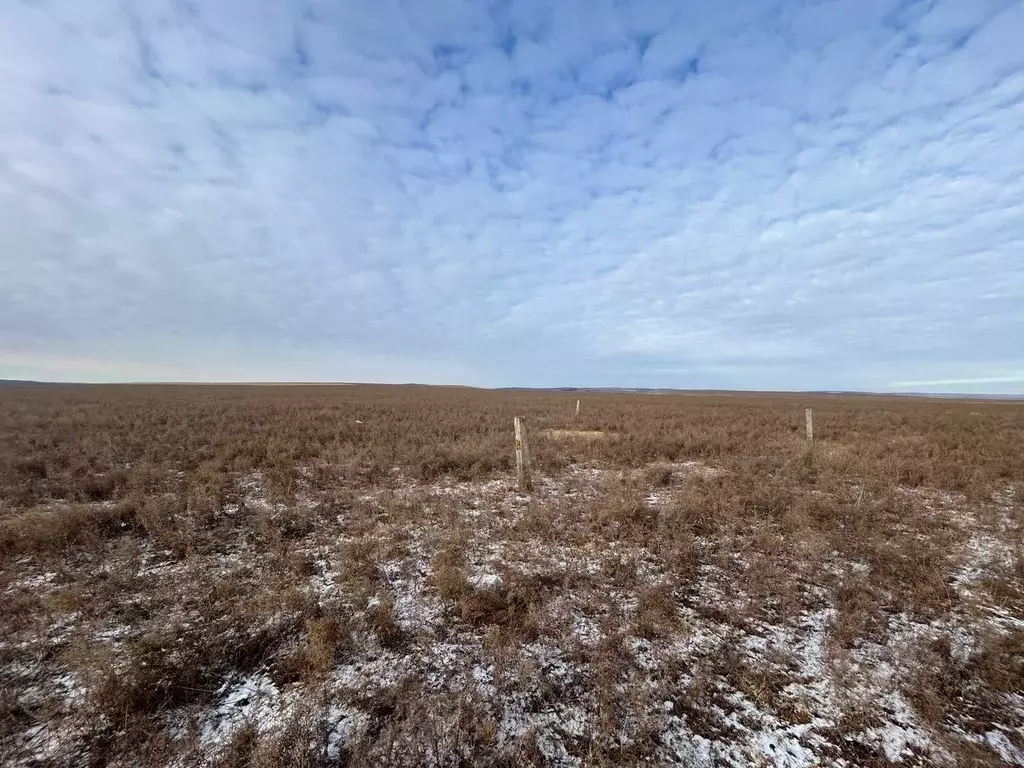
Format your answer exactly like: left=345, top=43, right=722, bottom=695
left=0, top=383, right=1022, bottom=766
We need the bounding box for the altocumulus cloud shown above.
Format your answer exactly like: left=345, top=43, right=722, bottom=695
left=1, top=0, right=1023, bottom=391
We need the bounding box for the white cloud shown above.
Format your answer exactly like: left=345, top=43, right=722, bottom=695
left=1, top=0, right=1023, bottom=390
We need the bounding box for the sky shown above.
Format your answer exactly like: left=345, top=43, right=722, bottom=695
left=1, top=0, right=1023, bottom=393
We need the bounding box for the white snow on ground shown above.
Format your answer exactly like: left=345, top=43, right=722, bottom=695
left=379, top=554, right=445, bottom=633
left=200, top=673, right=284, bottom=747
left=469, top=570, right=502, bottom=588
left=864, top=691, right=936, bottom=763
left=325, top=703, right=370, bottom=761
left=195, top=470, right=1021, bottom=766
left=3, top=466, right=1022, bottom=766
left=983, top=726, right=1024, bottom=765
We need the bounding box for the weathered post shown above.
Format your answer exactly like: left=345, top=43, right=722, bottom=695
left=805, top=408, right=814, bottom=442
left=514, top=416, right=532, bottom=491
left=575, top=399, right=581, bottom=418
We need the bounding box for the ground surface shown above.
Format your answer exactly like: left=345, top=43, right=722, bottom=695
left=1, top=384, right=1022, bottom=766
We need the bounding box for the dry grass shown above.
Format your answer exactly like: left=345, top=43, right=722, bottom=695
left=0, top=383, right=1022, bottom=766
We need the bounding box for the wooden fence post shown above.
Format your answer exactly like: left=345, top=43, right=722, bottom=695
left=805, top=408, right=814, bottom=442
left=575, top=399, right=580, bottom=418
left=514, top=416, right=532, bottom=491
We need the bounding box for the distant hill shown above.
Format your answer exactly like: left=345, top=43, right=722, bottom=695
left=0, top=380, right=1021, bottom=400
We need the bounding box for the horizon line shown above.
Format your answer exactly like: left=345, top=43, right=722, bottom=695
left=2, top=379, right=1023, bottom=400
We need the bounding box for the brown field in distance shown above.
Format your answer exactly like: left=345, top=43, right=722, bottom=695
left=1, top=383, right=1022, bottom=766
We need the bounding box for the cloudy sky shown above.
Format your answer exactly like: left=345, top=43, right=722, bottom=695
left=2, top=0, right=1023, bottom=392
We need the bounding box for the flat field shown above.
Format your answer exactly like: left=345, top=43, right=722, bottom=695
left=1, top=384, right=1022, bottom=766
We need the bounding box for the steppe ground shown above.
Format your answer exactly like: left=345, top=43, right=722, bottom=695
left=1, top=384, right=1022, bottom=767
